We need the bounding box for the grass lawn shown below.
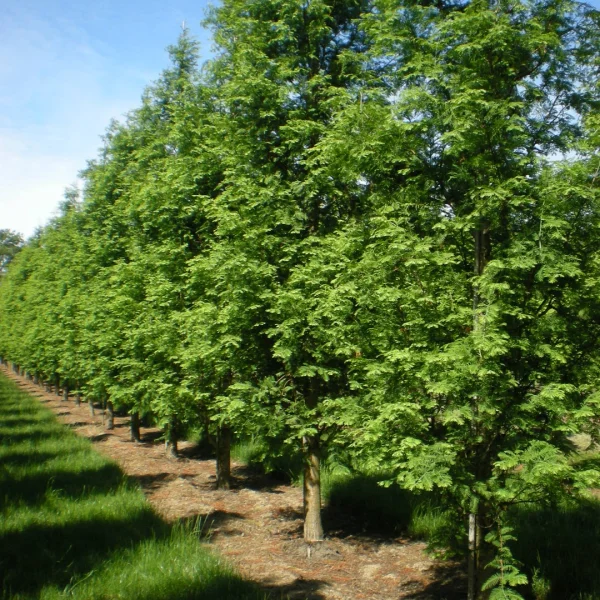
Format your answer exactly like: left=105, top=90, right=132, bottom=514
left=0, top=374, right=267, bottom=600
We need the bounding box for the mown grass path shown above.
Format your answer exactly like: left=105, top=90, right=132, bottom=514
left=0, top=372, right=267, bottom=600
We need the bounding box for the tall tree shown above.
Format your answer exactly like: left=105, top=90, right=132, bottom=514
left=0, top=229, right=24, bottom=274
left=324, top=0, right=600, bottom=596
left=204, top=0, right=373, bottom=541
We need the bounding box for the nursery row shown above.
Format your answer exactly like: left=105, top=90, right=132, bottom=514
left=2, top=1, right=600, bottom=598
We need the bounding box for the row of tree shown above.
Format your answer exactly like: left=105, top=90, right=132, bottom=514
left=2, top=0, right=600, bottom=597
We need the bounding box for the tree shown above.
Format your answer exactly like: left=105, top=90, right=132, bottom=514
left=324, top=0, right=600, bottom=596
left=203, top=0, right=374, bottom=540
left=0, top=229, right=24, bottom=274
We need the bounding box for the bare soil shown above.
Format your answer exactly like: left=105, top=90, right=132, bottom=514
left=2, top=368, right=465, bottom=600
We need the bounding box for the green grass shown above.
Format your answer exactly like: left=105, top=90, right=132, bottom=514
left=0, top=374, right=268, bottom=600
left=511, top=493, right=600, bottom=599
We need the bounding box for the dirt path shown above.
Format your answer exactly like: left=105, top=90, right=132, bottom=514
left=2, top=367, right=464, bottom=599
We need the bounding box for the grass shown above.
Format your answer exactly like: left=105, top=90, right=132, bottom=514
left=0, top=374, right=268, bottom=600
left=511, top=492, right=600, bottom=599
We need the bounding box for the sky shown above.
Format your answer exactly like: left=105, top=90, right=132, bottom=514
left=0, top=0, right=215, bottom=239
left=1, top=0, right=599, bottom=240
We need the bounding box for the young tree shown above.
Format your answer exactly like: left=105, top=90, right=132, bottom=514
left=204, top=0, right=373, bottom=540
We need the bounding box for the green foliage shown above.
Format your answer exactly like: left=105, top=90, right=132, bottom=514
left=0, top=229, right=24, bottom=274
left=482, top=526, right=527, bottom=599
left=510, top=493, right=600, bottom=600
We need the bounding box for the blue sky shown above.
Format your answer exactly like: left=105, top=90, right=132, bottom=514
left=1, top=0, right=215, bottom=238
left=1, top=0, right=599, bottom=239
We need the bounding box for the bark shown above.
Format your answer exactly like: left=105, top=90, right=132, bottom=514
left=62, top=385, right=69, bottom=402
left=75, top=393, right=81, bottom=407
left=216, top=425, right=232, bottom=489
left=468, top=222, right=489, bottom=600
left=89, top=398, right=95, bottom=417
left=54, top=381, right=60, bottom=396
left=105, top=401, right=115, bottom=430
left=130, top=412, right=141, bottom=443
left=467, top=511, right=478, bottom=600
left=303, top=434, right=324, bottom=543
left=165, top=419, right=179, bottom=458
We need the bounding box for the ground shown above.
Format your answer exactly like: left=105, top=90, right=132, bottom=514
left=2, top=367, right=465, bottom=600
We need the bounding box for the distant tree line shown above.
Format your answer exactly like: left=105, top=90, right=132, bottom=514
left=1, top=0, right=600, bottom=597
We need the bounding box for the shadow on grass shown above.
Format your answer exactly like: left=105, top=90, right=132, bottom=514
left=511, top=498, right=600, bottom=600
left=0, top=428, right=62, bottom=442
left=0, top=374, right=313, bottom=600
left=0, top=462, right=130, bottom=508
left=0, top=448, right=67, bottom=468
left=0, top=508, right=168, bottom=596
left=0, top=416, right=47, bottom=426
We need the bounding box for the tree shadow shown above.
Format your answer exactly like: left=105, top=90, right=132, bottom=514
left=0, top=448, right=67, bottom=467
left=178, top=440, right=216, bottom=460
left=177, top=509, right=246, bottom=539
left=0, top=428, right=60, bottom=442
left=85, top=432, right=112, bottom=442
left=260, top=578, right=329, bottom=600
left=511, top=498, right=600, bottom=599
left=401, top=563, right=466, bottom=599
left=140, top=430, right=164, bottom=444
left=231, top=464, right=286, bottom=493
left=64, top=421, right=90, bottom=428
left=0, top=508, right=168, bottom=597
left=132, top=471, right=178, bottom=491
left=322, top=474, right=413, bottom=539
left=0, top=416, right=46, bottom=426
left=0, top=462, right=130, bottom=508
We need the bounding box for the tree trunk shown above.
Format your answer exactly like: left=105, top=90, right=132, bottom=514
left=54, top=381, right=60, bottom=396
left=216, top=425, right=232, bottom=489
left=130, top=412, right=141, bottom=443
left=467, top=511, right=479, bottom=600
left=89, top=398, right=95, bottom=416
left=468, top=222, right=490, bottom=600
left=105, top=401, right=115, bottom=430
left=62, top=384, right=69, bottom=402
left=303, top=434, right=324, bottom=543
left=165, top=419, right=179, bottom=458
left=75, top=393, right=81, bottom=407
